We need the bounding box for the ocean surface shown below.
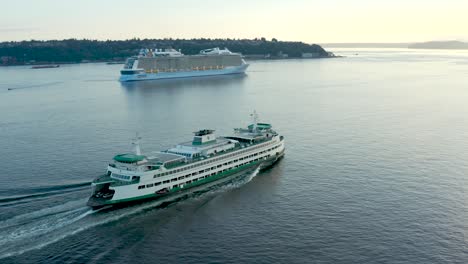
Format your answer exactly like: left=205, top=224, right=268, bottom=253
left=0, top=48, right=467, bottom=263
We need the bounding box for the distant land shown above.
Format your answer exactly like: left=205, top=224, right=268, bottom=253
left=408, top=41, right=468, bottom=49
left=0, top=38, right=333, bottom=66
left=321, top=43, right=410, bottom=48
left=322, top=41, right=468, bottom=50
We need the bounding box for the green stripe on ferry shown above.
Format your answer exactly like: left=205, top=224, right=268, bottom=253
left=107, top=157, right=271, bottom=204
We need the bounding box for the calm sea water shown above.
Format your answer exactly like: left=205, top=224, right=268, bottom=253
left=0, top=48, right=467, bottom=263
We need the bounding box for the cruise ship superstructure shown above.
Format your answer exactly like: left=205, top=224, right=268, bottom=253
left=87, top=112, right=284, bottom=208
left=119, top=47, right=249, bottom=82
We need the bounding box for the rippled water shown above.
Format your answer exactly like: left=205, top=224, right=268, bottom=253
left=0, top=48, right=467, bottom=263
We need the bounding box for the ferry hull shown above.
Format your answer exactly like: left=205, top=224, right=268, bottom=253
left=87, top=152, right=283, bottom=209
left=119, top=64, right=248, bottom=82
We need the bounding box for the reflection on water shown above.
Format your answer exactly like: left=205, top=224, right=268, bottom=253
left=120, top=73, right=247, bottom=92
left=1, top=52, right=468, bottom=263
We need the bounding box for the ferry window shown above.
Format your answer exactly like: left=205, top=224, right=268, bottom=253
left=171, top=178, right=177, bottom=182
left=138, top=185, right=145, bottom=189
left=147, top=183, right=154, bottom=188
left=163, top=180, right=170, bottom=184
left=173, top=185, right=178, bottom=188
left=217, top=165, right=222, bottom=168
left=186, top=180, right=192, bottom=184
left=198, top=170, right=204, bottom=174
left=155, top=182, right=161, bottom=186
left=178, top=176, right=184, bottom=180
left=192, top=172, right=198, bottom=176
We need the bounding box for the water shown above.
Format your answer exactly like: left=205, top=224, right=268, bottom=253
left=0, top=48, right=467, bottom=263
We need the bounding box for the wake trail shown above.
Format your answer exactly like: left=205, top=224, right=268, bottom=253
left=6, top=81, right=63, bottom=91
left=0, top=199, right=88, bottom=229
left=0, top=197, right=172, bottom=260
left=0, top=200, right=92, bottom=246
left=208, top=165, right=261, bottom=194
left=0, top=166, right=263, bottom=260
left=0, top=182, right=91, bottom=205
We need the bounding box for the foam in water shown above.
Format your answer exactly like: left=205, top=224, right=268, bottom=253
left=0, top=182, right=90, bottom=205
left=0, top=166, right=262, bottom=260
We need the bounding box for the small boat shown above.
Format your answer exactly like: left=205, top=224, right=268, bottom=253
left=31, top=65, right=60, bottom=69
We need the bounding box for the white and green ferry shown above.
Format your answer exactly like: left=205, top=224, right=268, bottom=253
left=87, top=113, right=285, bottom=208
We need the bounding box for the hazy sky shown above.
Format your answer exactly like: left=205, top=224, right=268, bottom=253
left=1, top=0, right=467, bottom=43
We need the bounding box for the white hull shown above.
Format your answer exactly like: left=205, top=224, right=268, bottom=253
left=119, top=64, right=248, bottom=82
left=108, top=137, right=284, bottom=203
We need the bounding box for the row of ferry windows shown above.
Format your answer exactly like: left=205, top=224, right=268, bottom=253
left=153, top=141, right=278, bottom=178
left=112, top=173, right=131, bottom=180
left=138, top=154, right=271, bottom=190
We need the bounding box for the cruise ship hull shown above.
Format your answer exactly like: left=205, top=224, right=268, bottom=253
left=87, top=150, right=283, bottom=209
left=119, top=64, right=249, bottom=82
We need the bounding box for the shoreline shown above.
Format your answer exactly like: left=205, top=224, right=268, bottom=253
left=0, top=55, right=342, bottom=67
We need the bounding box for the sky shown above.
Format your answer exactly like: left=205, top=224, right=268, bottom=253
left=1, top=0, right=467, bottom=43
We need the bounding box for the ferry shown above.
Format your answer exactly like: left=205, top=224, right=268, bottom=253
left=87, top=112, right=284, bottom=208
left=119, top=47, right=249, bottom=82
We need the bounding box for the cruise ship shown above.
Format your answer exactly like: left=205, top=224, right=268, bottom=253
left=87, top=113, right=285, bottom=208
left=119, top=47, right=249, bottom=82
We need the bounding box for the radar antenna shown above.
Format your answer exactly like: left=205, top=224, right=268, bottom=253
left=132, top=132, right=142, bottom=155
left=250, top=110, right=259, bottom=132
